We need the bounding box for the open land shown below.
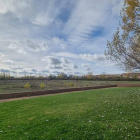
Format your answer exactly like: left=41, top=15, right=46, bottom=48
left=0, top=80, right=140, bottom=94
left=0, top=87, right=140, bottom=140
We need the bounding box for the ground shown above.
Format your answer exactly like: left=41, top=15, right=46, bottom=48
left=0, top=80, right=140, bottom=94
left=0, top=87, right=140, bottom=140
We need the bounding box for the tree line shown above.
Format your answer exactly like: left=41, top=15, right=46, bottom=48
left=0, top=72, right=140, bottom=81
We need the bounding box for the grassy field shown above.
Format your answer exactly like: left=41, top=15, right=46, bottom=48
left=0, top=79, right=140, bottom=94
left=0, top=87, right=140, bottom=140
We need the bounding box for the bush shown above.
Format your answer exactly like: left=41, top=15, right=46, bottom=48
left=24, top=83, right=30, bottom=89
left=69, top=82, right=74, bottom=87
left=40, top=83, right=45, bottom=89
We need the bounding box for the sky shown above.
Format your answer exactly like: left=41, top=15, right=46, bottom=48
left=0, top=0, right=125, bottom=76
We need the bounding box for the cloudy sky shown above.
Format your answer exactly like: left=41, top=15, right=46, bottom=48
left=0, top=0, right=124, bottom=76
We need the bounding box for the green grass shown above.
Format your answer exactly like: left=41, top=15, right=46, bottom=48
left=0, top=87, right=140, bottom=140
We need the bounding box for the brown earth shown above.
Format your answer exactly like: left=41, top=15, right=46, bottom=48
left=0, top=85, right=116, bottom=100
left=0, top=84, right=140, bottom=102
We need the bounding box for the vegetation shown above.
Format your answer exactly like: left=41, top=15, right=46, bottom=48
left=1, top=72, right=140, bottom=81
left=0, top=73, right=13, bottom=80
left=69, top=82, right=74, bottom=87
left=40, top=83, right=45, bottom=89
left=24, top=83, right=30, bottom=89
left=0, top=87, right=140, bottom=140
left=105, top=0, right=140, bottom=72
left=1, top=80, right=140, bottom=94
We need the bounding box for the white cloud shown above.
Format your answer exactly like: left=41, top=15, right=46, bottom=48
left=0, top=58, right=14, bottom=65
left=42, top=56, right=62, bottom=65
left=53, top=52, right=79, bottom=59
left=11, top=65, right=23, bottom=70
left=42, top=56, right=74, bottom=66
left=8, top=41, right=27, bottom=54
left=63, top=0, right=123, bottom=47
left=80, top=54, right=105, bottom=62
left=61, top=58, right=71, bottom=64
left=0, top=52, right=6, bottom=57
left=8, top=39, right=50, bottom=53
left=52, top=36, right=67, bottom=50
left=26, top=39, right=50, bottom=52
left=0, top=0, right=31, bottom=15
left=95, top=60, right=116, bottom=67
left=73, top=64, right=78, bottom=69
left=41, top=56, right=78, bottom=73
left=32, top=12, right=54, bottom=26
left=53, top=52, right=106, bottom=63
left=111, top=0, right=124, bottom=16
left=31, top=1, right=70, bottom=26
left=0, top=68, right=10, bottom=73
left=8, top=42, right=18, bottom=49
left=49, top=65, right=63, bottom=70
left=0, top=0, right=124, bottom=75
left=82, top=64, right=93, bottom=72
left=17, top=49, right=26, bottom=54
left=0, top=0, right=70, bottom=27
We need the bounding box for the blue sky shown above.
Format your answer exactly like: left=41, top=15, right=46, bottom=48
left=0, top=0, right=124, bottom=76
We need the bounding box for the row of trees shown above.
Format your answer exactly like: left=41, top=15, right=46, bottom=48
left=0, top=73, right=14, bottom=80
left=0, top=72, right=140, bottom=81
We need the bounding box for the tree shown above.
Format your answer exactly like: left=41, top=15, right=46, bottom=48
left=105, top=0, right=140, bottom=72
left=133, top=73, right=138, bottom=79
left=57, top=72, right=67, bottom=79
left=86, top=72, right=93, bottom=80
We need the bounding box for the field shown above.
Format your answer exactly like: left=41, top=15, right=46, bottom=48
left=1, top=80, right=140, bottom=94
left=0, top=87, right=140, bottom=140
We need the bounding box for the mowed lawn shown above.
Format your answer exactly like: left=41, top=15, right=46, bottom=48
left=0, top=88, right=140, bottom=140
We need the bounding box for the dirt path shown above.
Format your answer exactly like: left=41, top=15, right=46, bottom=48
left=0, top=91, right=80, bottom=103
left=0, top=87, right=119, bottom=103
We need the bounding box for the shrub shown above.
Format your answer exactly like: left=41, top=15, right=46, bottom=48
left=40, top=83, right=45, bottom=89
left=24, top=83, right=30, bottom=89
left=69, top=82, right=74, bottom=87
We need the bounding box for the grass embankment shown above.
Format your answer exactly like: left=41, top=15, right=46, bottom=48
left=0, top=87, right=140, bottom=140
